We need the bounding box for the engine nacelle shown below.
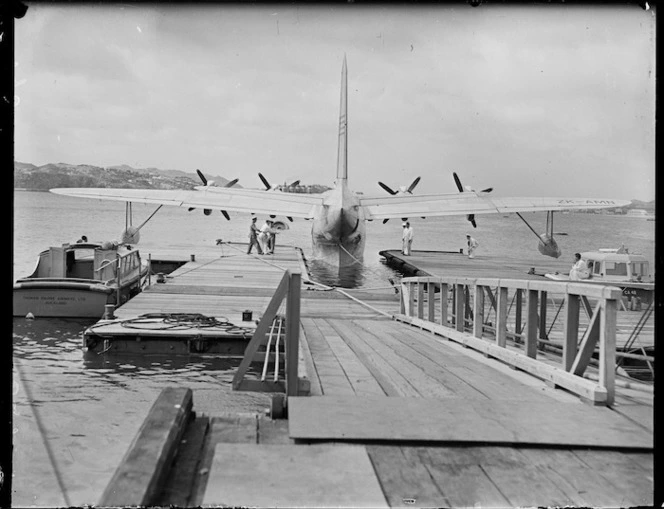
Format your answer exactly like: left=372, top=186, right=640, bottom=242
left=538, top=234, right=561, bottom=258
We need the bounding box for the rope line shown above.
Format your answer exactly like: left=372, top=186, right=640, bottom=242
left=87, top=313, right=255, bottom=336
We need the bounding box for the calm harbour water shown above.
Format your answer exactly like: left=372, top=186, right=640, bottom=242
left=12, top=190, right=655, bottom=506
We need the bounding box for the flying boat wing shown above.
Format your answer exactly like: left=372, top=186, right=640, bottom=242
left=50, top=187, right=324, bottom=219
left=359, top=193, right=630, bottom=220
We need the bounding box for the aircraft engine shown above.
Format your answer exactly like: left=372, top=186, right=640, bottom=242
left=537, top=233, right=562, bottom=258
left=378, top=176, right=421, bottom=223
left=187, top=169, right=238, bottom=219
left=120, top=226, right=140, bottom=245
left=453, top=172, right=493, bottom=229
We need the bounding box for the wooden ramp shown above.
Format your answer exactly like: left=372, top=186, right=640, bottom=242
left=288, top=396, right=652, bottom=449
left=202, top=444, right=388, bottom=508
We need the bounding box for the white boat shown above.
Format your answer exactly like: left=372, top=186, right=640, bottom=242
left=13, top=241, right=149, bottom=318
left=544, top=247, right=654, bottom=305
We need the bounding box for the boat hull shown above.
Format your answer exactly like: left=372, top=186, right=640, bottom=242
left=13, top=281, right=115, bottom=318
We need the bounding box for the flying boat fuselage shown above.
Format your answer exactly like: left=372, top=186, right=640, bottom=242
left=311, top=179, right=366, bottom=265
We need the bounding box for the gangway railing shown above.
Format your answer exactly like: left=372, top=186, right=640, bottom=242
left=397, top=276, right=624, bottom=406
left=232, top=270, right=308, bottom=415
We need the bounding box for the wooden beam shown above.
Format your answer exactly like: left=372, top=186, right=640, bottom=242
left=599, top=298, right=617, bottom=406
left=495, top=286, right=508, bottom=347
left=539, top=290, right=548, bottom=340
left=563, top=295, right=580, bottom=371
left=99, top=387, right=193, bottom=507
left=515, top=289, right=523, bottom=335
left=571, top=301, right=602, bottom=377
left=232, top=272, right=289, bottom=390
left=285, top=271, right=301, bottom=397
left=525, top=289, right=538, bottom=358
left=417, top=282, right=424, bottom=319
left=473, top=284, right=485, bottom=339
left=439, top=282, right=448, bottom=326
left=455, top=284, right=465, bottom=332
left=427, top=282, right=436, bottom=322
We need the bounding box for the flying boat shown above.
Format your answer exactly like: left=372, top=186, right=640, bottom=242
left=51, top=56, right=630, bottom=267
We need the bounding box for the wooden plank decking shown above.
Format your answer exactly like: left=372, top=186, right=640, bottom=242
left=98, top=243, right=654, bottom=507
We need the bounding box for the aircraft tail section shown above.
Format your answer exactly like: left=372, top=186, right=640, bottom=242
left=336, top=55, right=348, bottom=182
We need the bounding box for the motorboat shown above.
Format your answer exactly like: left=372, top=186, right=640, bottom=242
left=13, top=241, right=149, bottom=318
left=544, top=246, right=654, bottom=305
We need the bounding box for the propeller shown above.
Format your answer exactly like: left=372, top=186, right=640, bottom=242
left=378, top=176, right=421, bottom=196
left=188, top=169, right=238, bottom=220
left=453, top=172, right=493, bottom=228
left=259, top=172, right=300, bottom=191
left=378, top=176, right=421, bottom=223
left=258, top=173, right=298, bottom=221
left=259, top=172, right=272, bottom=190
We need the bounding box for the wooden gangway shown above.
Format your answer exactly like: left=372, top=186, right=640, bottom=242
left=96, top=244, right=654, bottom=508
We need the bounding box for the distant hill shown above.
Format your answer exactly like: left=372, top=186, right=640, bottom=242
left=13, top=162, right=240, bottom=191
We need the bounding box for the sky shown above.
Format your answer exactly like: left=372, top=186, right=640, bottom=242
left=14, top=3, right=656, bottom=200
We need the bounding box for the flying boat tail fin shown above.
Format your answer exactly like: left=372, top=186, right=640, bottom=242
left=336, top=55, right=348, bottom=182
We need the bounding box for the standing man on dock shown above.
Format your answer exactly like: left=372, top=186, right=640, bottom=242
left=402, top=222, right=413, bottom=256
left=466, top=234, right=479, bottom=259
left=247, top=217, right=263, bottom=255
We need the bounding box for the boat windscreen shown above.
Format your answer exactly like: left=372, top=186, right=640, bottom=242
left=605, top=262, right=628, bottom=276
left=631, top=262, right=649, bottom=276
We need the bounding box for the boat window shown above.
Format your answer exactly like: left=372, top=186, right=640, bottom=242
left=631, top=262, right=648, bottom=276
left=605, top=262, right=628, bottom=276
left=593, top=262, right=602, bottom=275
left=74, top=249, right=95, bottom=260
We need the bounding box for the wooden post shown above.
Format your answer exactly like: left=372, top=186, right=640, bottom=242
left=515, top=288, right=523, bottom=335
left=417, top=282, right=424, bottom=319
left=407, top=282, right=415, bottom=317
left=455, top=284, right=465, bottom=332
left=439, top=282, right=448, bottom=326
left=399, top=281, right=407, bottom=315
left=427, top=282, right=435, bottom=322
left=496, top=286, right=508, bottom=347
left=473, top=284, right=485, bottom=339
left=563, top=294, right=580, bottom=371
left=116, top=253, right=122, bottom=307
left=539, top=290, right=548, bottom=340
left=285, top=271, right=301, bottom=398
left=525, top=289, right=538, bottom=358
left=599, top=297, right=617, bottom=407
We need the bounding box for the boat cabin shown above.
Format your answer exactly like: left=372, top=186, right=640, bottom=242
left=581, top=247, right=652, bottom=283
left=28, top=242, right=142, bottom=282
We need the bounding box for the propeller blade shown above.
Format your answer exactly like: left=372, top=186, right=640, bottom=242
left=290, top=180, right=300, bottom=188
left=196, top=169, right=208, bottom=186
left=407, top=176, right=421, bottom=194
left=258, top=173, right=271, bottom=190
left=221, top=210, right=230, bottom=221
left=467, top=214, right=477, bottom=228
left=453, top=172, right=464, bottom=193
left=379, top=182, right=398, bottom=195
left=225, top=178, right=239, bottom=188
left=481, top=187, right=493, bottom=193
left=188, top=207, right=195, bottom=212
left=287, top=217, right=293, bottom=222
left=382, top=218, right=390, bottom=224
